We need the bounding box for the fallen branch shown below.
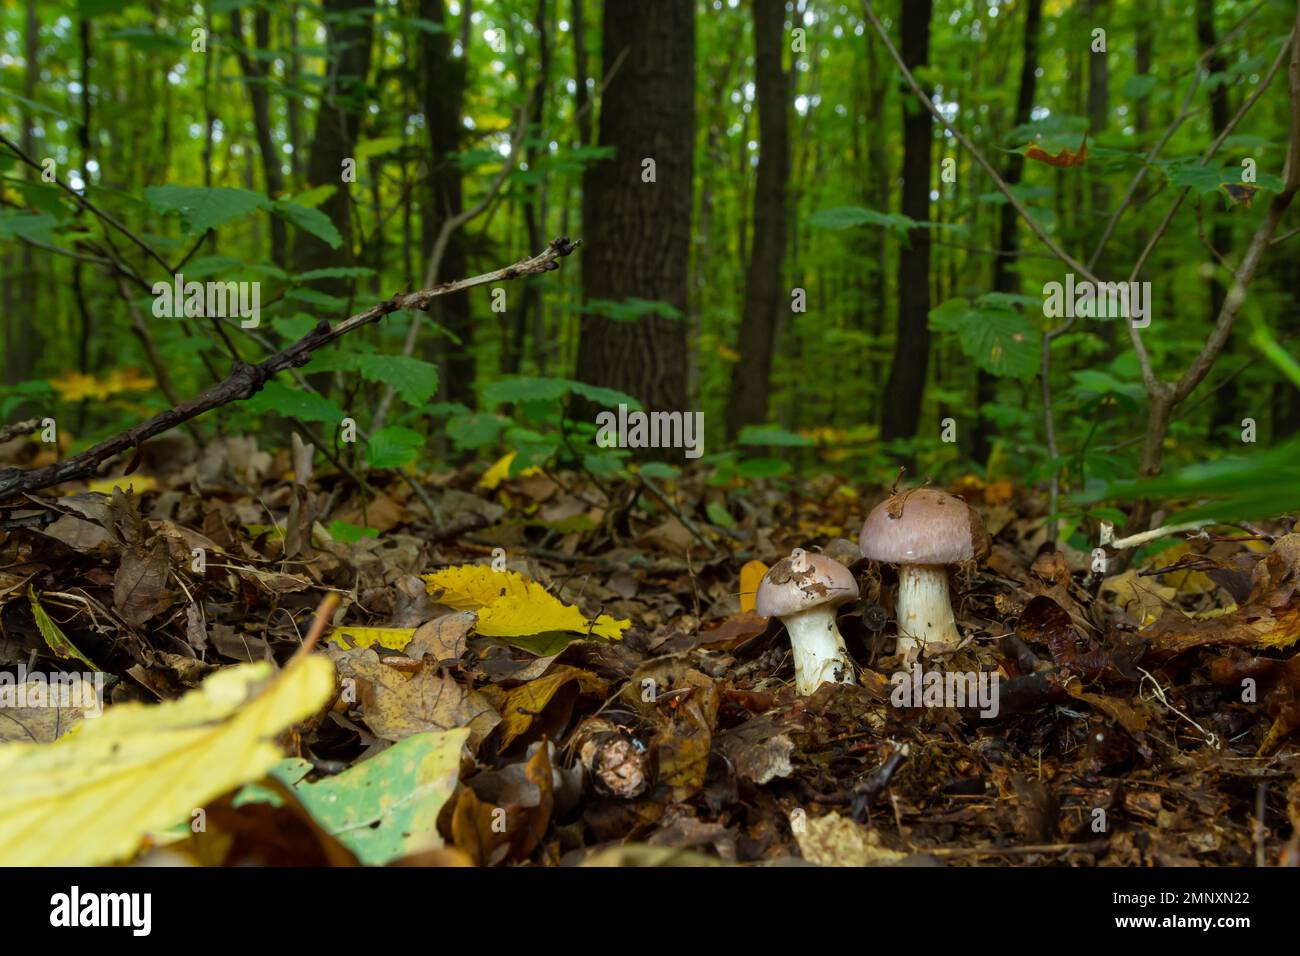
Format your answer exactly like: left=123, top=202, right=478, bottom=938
left=0, top=238, right=581, bottom=501
left=0, top=419, right=42, bottom=444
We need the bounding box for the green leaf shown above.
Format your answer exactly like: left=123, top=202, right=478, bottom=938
left=738, top=457, right=792, bottom=479
left=237, top=730, right=468, bottom=866
left=283, top=287, right=348, bottom=310
left=145, top=186, right=269, bottom=235
left=582, top=298, right=683, bottom=323
left=355, top=355, right=440, bottom=406
left=271, top=200, right=343, bottom=249
left=295, top=266, right=375, bottom=282
left=930, top=299, right=1041, bottom=379
left=1163, top=160, right=1233, bottom=194
left=482, top=376, right=641, bottom=410
left=1123, top=75, right=1158, bottom=100
left=809, top=206, right=919, bottom=233
left=244, top=381, right=345, bottom=423
left=1076, top=437, right=1300, bottom=523
left=354, top=137, right=405, bottom=160
left=959, top=311, right=1041, bottom=379
left=29, top=587, right=99, bottom=671
left=447, top=413, right=507, bottom=449
left=326, top=521, right=379, bottom=543
left=366, top=426, right=424, bottom=469
left=706, top=501, right=737, bottom=529
left=736, top=424, right=813, bottom=447
left=637, top=461, right=681, bottom=480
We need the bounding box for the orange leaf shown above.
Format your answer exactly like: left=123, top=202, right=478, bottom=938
left=739, top=560, right=769, bottom=613
left=1025, top=135, right=1088, bottom=168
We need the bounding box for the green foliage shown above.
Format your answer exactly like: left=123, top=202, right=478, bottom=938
left=366, top=426, right=424, bottom=470
left=354, top=355, right=440, bottom=407
left=930, top=298, right=1041, bottom=380
left=244, top=382, right=345, bottom=424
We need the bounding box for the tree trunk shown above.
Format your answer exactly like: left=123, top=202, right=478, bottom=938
left=971, top=0, right=1042, bottom=463
left=232, top=7, right=287, bottom=266
left=881, top=0, right=933, bottom=445
left=1198, top=0, right=1237, bottom=437
left=575, top=0, right=694, bottom=420
left=292, top=0, right=373, bottom=292
left=509, top=0, right=551, bottom=377
left=419, top=0, right=473, bottom=406
left=724, top=0, right=791, bottom=438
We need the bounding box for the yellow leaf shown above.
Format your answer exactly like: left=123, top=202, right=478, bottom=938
left=0, top=655, right=334, bottom=866
left=423, top=565, right=628, bottom=640
left=86, top=475, right=157, bottom=496
left=49, top=368, right=154, bottom=403
left=739, top=560, right=768, bottom=613
left=326, top=626, right=417, bottom=650
left=476, top=452, right=541, bottom=491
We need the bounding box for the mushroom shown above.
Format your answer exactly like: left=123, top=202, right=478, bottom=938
left=858, top=488, right=990, bottom=662
left=755, top=548, right=860, bottom=695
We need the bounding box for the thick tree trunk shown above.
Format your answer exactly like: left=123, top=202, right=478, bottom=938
left=575, top=0, right=694, bottom=420
left=419, top=0, right=473, bottom=406
left=971, top=0, right=1042, bottom=463
left=881, top=0, right=933, bottom=444
left=724, top=0, right=791, bottom=438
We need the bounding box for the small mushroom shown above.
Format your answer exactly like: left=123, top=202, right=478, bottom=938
left=858, top=488, right=990, bottom=662
left=755, top=548, right=860, bottom=695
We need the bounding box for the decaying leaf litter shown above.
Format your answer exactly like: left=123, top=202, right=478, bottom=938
left=2, top=433, right=1299, bottom=867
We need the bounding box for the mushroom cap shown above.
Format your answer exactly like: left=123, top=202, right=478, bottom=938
left=859, top=488, right=990, bottom=566
left=755, top=549, right=860, bottom=618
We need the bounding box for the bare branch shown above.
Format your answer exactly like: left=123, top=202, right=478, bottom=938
left=0, top=238, right=581, bottom=501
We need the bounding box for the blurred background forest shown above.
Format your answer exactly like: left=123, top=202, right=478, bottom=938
left=2, top=0, right=1299, bottom=542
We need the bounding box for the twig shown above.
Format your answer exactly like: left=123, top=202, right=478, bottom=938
left=0, top=238, right=581, bottom=501
left=1098, top=519, right=1215, bottom=550
left=638, top=474, right=719, bottom=556
left=0, top=420, right=42, bottom=444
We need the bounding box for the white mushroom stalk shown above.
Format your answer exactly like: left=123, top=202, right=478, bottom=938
left=895, top=564, right=959, bottom=661
left=780, top=602, right=857, bottom=696
left=755, top=548, right=859, bottom=696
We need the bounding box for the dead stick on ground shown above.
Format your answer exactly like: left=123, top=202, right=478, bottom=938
left=0, top=238, right=581, bottom=501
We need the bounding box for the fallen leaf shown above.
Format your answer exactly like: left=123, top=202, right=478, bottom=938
left=0, top=655, right=334, bottom=865
left=424, top=565, right=628, bottom=640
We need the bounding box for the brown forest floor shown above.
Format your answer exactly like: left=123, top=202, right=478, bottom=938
left=3, top=432, right=1299, bottom=866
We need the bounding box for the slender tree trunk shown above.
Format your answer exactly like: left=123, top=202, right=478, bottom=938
left=232, top=7, right=287, bottom=266
left=420, top=0, right=473, bottom=405
left=8, top=0, right=41, bottom=385
left=971, top=0, right=1042, bottom=463
left=881, top=0, right=933, bottom=445
left=293, top=0, right=373, bottom=292
left=509, top=0, right=551, bottom=377
left=575, top=0, right=694, bottom=423
left=724, top=0, right=791, bottom=437
left=1198, top=0, right=1237, bottom=437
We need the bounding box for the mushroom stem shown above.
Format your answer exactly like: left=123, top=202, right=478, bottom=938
left=895, top=564, right=960, bottom=661
left=780, top=606, right=857, bottom=696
